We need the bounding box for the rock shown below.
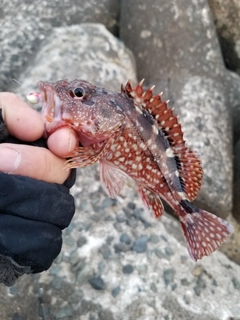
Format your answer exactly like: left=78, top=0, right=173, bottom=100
left=120, top=233, right=132, bottom=245
left=0, top=0, right=120, bottom=91
left=0, top=15, right=48, bottom=92
left=120, top=0, right=232, bottom=218
left=163, top=268, right=175, bottom=286
left=132, top=235, right=148, bottom=253
left=233, top=139, right=240, bottom=221
left=122, top=264, right=134, bottom=274
left=228, top=71, right=240, bottom=143
left=3, top=0, right=119, bottom=33
left=88, top=276, right=105, bottom=290
left=99, top=244, right=112, bottom=260
left=13, top=24, right=136, bottom=99
left=111, top=286, right=121, bottom=298
left=209, top=0, right=240, bottom=73
left=0, top=7, right=239, bottom=320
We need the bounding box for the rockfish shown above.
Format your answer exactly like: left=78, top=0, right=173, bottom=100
left=27, top=79, right=234, bottom=261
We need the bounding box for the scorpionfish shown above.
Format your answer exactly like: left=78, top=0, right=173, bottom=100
left=27, top=79, right=234, bottom=261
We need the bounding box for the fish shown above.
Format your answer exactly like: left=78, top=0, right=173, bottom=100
left=27, top=79, right=234, bottom=261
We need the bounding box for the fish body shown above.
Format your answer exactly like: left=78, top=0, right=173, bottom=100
left=28, top=79, right=234, bottom=261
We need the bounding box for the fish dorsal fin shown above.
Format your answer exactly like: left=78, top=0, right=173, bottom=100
left=122, top=80, right=203, bottom=200
left=122, top=80, right=185, bottom=146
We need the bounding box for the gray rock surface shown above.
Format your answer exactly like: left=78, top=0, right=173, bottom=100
left=0, top=0, right=119, bottom=91
left=0, top=21, right=239, bottom=320
left=13, top=24, right=136, bottom=98
left=233, top=140, right=240, bottom=222
left=2, top=166, right=240, bottom=320
left=120, top=0, right=232, bottom=219
left=209, top=0, right=240, bottom=73
left=228, top=71, right=240, bottom=143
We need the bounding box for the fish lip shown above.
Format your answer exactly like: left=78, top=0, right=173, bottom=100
left=38, top=81, right=63, bottom=135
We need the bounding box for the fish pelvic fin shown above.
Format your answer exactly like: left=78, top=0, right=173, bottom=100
left=179, top=204, right=234, bottom=261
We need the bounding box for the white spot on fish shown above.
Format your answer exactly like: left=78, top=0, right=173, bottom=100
left=135, top=106, right=142, bottom=114
left=178, top=191, right=187, bottom=199
left=132, top=163, right=137, bottom=169
left=152, top=125, right=158, bottom=134
left=166, top=148, right=174, bottom=157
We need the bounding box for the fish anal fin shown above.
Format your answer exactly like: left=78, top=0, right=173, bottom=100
left=180, top=209, right=234, bottom=261
left=138, top=186, right=164, bottom=219
left=100, top=161, right=127, bottom=198
left=174, top=146, right=203, bottom=201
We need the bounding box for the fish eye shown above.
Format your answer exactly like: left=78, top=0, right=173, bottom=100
left=69, top=87, right=85, bottom=99
left=73, top=87, right=85, bottom=98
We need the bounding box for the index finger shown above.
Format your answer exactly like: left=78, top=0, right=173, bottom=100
left=0, top=92, right=44, bottom=141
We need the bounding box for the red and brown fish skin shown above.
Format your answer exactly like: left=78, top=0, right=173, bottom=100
left=31, top=79, right=234, bottom=261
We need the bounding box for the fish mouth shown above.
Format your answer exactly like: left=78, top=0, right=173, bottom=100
left=38, top=81, right=64, bottom=135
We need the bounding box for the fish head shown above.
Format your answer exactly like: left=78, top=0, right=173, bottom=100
left=38, top=79, right=125, bottom=145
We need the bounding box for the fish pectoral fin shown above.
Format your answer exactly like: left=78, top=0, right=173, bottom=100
left=100, top=160, right=127, bottom=198
left=138, top=186, right=164, bottom=219
left=65, top=144, right=104, bottom=169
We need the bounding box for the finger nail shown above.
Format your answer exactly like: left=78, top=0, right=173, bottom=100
left=68, top=132, right=77, bottom=153
left=68, top=132, right=73, bottom=153
left=0, top=147, right=21, bottom=173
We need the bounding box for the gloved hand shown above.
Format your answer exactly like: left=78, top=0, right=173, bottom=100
left=0, top=93, right=78, bottom=286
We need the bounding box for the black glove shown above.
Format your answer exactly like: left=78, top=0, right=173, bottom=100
left=0, top=109, right=76, bottom=286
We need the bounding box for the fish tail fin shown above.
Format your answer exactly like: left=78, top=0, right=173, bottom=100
left=179, top=203, right=234, bottom=261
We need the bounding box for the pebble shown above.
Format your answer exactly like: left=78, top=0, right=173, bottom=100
left=113, top=222, right=123, bottom=232
left=55, top=305, right=73, bottom=319
left=99, top=244, right=111, bottom=259
left=136, top=264, right=148, bottom=275
left=114, top=242, right=131, bottom=253
left=192, top=265, right=203, bottom=277
left=88, top=276, right=106, bottom=290
left=150, top=282, right=158, bottom=293
left=232, top=277, right=240, bottom=290
left=49, top=266, right=61, bottom=276
left=127, top=202, right=136, bottom=210
left=123, top=207, right=133, bottom=219
left=120, top=233, right=132, bottom=245
left=112, top=286, right=121, bottom=297
left=132, top=235, right=148, bottom=253
left=122, top=264, right=134, bottom=274
left=132, top=208, right=143, bottom=219
left=101, top=197, right=117, bottom=208
left=116, top=213, right=127, bottom=223
left=154, top=248, right=169, bottom=260
left=90, top=213, right=102, bottom=222
left=171, top=283, right=177, bottom=291
left=68, top=290, right=84, bottom=304
left=69, top=250, right=80, bottom=265
left=165, top=246, right=174, bottom=256
left=149, top=234, right=160, bottom=244
left=160, top=235, right=168, bottom=242
left=193, top=277, right=206, bottom=296
left=126, top=218, right=138, bottom=228
left=181, top=278, right=191, bottom=286
left=106, top=236, right=114, bottom=245
left=163, top=268, right=175, bottom=285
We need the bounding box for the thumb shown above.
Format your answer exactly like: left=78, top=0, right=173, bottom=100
left=0, top=143, right=69, bottom=184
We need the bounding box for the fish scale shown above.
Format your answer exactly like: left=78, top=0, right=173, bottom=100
left=27, top=79, right=234, bottom=261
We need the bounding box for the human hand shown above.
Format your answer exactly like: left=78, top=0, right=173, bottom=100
left=0, top=93, right=78, bottom=184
